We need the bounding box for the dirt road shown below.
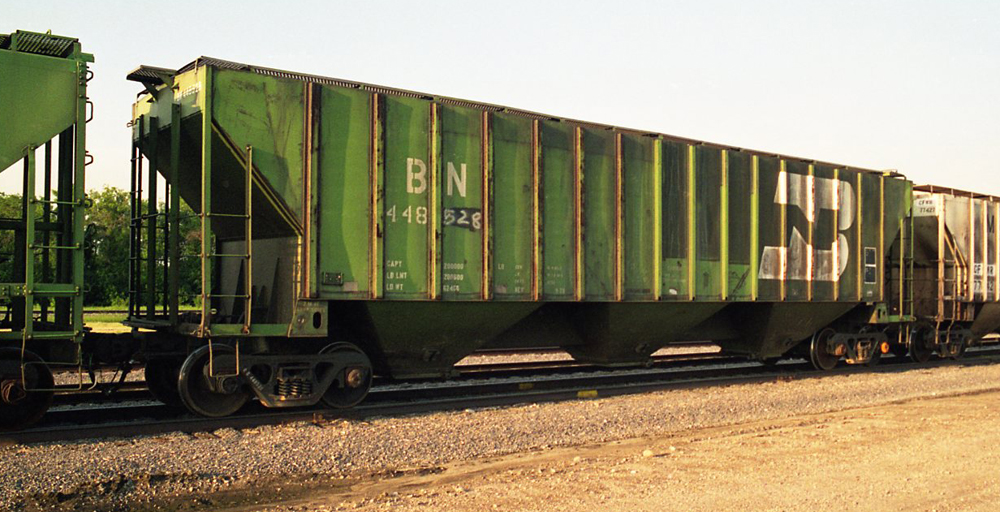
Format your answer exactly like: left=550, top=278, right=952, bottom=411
left=246, top=390, right=1000, bottom=512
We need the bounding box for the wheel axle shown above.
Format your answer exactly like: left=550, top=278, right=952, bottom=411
left=177, top=344, right=250, bottom=418
left=1, top=378, right=27, bottom=405
left=345, top=367, right=365, bottom=389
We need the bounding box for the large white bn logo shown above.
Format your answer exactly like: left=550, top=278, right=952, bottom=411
left=406, top=158, right=467, bottom=197
left=758, top=172, right=855, bottom=281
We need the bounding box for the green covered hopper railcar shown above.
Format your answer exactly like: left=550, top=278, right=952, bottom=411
left=127, top=58, right=914, bottom=414
left=0, top=31, right=91, bottom=431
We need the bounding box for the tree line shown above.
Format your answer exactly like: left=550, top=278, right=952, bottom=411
left=0, top=187, right=202, bottom=307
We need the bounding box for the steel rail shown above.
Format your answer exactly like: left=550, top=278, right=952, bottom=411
left=49, top=349, right=734, bottom=407
left=6, top=347, right=1000, bottom=445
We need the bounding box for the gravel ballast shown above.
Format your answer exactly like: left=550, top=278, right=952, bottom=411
left=3, top=360, right=1000, bottom=511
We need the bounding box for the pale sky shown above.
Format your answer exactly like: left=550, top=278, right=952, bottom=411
left=3, top=0, right=998, bottom=194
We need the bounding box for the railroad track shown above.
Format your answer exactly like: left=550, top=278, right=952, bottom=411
left=81, top=309, right=200, bottom=315
left=6, top=346, right=1000, bottom=445
left=49, top=347, right=733, bottom=407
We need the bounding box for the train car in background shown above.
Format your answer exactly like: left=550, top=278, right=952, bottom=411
left=0, top=31, right=92, bottom=431
left=908, top=185, right=1000, bottom=360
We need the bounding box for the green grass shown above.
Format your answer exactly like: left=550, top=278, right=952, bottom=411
left=85, top=313, right=127, bottom=323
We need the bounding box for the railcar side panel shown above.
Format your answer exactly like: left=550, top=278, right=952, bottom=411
left=882, top=175, right=911, bottom=313
left=126, top=58, right=921, bottom=379
left=491, top=113, right=534, bottom=300
left=727, top=150, right=753, bottom=300
left=622, top=134, right=658, bottom=300
left=783, top=160, right=810, bottom=301
left=439, top=104, right=485, bottom=300
left=582, top=127, right=616, bottom=300
left=212, top=69, right=305, bottom=217
left=859, top=172, right=882, bottom=301
left=695, top=146, right=723, bottom=300
left=837, top=168, right=860, bottom=302
left=812, top=165, right=837, bottom=301
left=539, top=121, right=577, bottom=300
left=317, top=86, right=372, bottom=298
left=382, top=96, right=431, bottom=299
left=0, top=48, right=79, bottom=171
left=756, top=156, right=783, bottom=301
left=660, top=140, right=691, bottom=299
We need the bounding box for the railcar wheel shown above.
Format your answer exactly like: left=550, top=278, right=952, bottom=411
left=809, top=328, right=839, bottom=371
left=0, top=348, right=54, bottom=432
left=144, top=359, right=183, bottom=407
left=946, top=338, right=967, bottom=360
left=177, top=345, right=249, bottom=417
left=865, top=342, right=882, bottom=367
left=909, top=326, right=934, bottom=363
left=319, top=342, right=372, bottom=409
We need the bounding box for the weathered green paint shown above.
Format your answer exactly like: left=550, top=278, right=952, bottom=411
left=439, top=104, right=484, bottom=299
left=720, top=150, right=729, bottom=299
left=660, top=140, right=690, bottom=299
left=750, top=155, right=759, bottom=299
left=210, top=323, right=289, bottom=337
left=199, top=66, right=214, bottom=336
left=126, top=58, right=919, bottom=364
left=622, top=134, right=657, bottom=300
left=582, top=128, right=615, bottom=300
left=687, top=145, right=697, bottom=299
left=491, top=113, right=533, bottom=299
left=695, top=145, right=722, bottom=299
left=838, top=168, right=860, bottom=301
left=540, top=121, right=575, bottom=299
left=382, top=95, right=431, bottom=298
left=756, top=156, right=782, bottom=301
left=0, top=31, right=90, bottom=358
left=883, top=175, right=912, bottom=309
left=317, top=86, right=372, bottom=298
left=0, top=43, right=80, bottom=171
left=727, top=151, right=753, bottom=299
left=861, top=171, right=882, bottom=301
left=23, top=149, right=35, bottom=342
left=69, top=39, right=88, bottom=346
left=212, top=69, right=305, bottom=219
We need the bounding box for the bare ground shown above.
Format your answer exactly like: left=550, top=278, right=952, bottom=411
left=241, top=390, right=1000, bottom=512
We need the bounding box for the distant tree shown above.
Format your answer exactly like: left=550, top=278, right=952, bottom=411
left=0, top=193, right=24, bottom=283
left=84, top=187, right=132, bottom=306
left=0, top=186, right=202, bottom=308
left=85, top=186, right=203, bottom=307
